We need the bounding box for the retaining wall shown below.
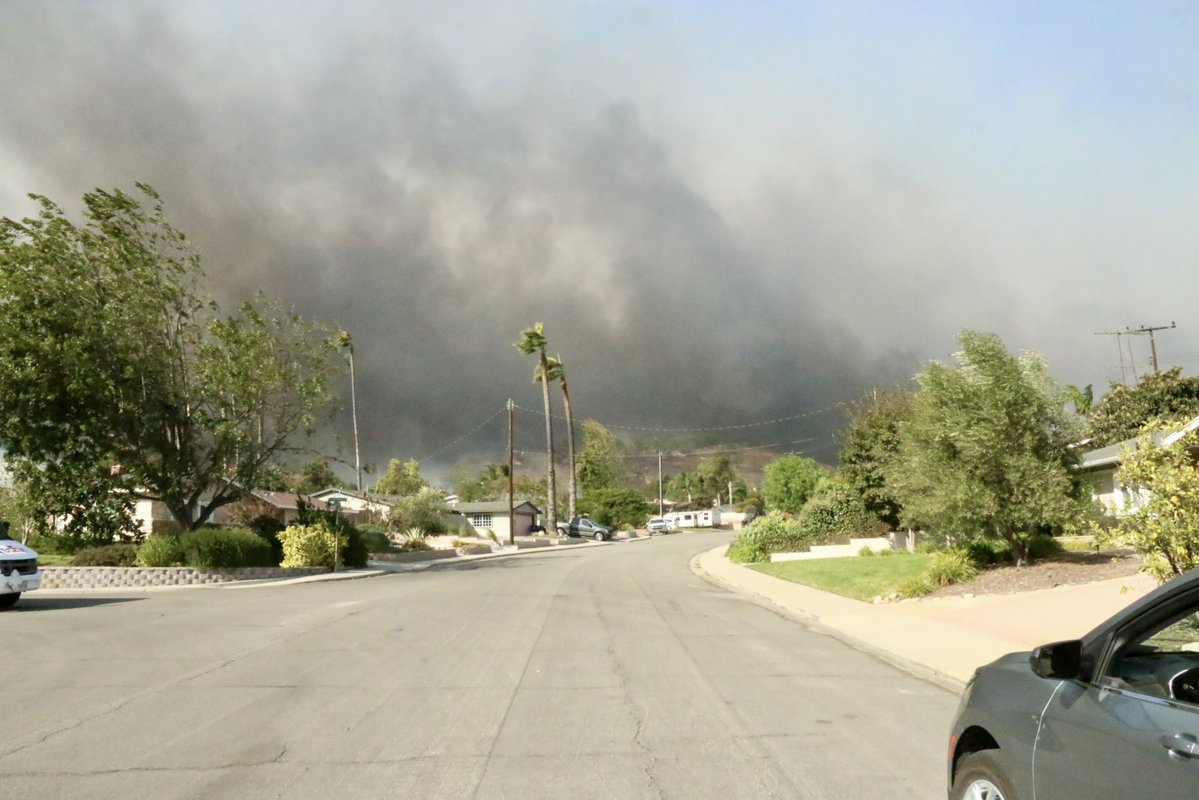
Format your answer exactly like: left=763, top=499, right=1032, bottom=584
left=40, top=566, right=327, bottom=589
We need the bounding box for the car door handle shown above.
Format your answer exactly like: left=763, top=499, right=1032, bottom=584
left=1160, top=733, right=1199, bottom=759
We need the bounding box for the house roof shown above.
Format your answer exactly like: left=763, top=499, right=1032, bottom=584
left=1077, top=414, right=1199, bottom=470
left=308, top=487, right=399, bottom=506
left=249, top=490, right=358, bottom=514
left=451, top=500, right=541, bottom=515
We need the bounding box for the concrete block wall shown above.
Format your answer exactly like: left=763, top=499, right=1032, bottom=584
left=40, top=566, right=327, bottom=589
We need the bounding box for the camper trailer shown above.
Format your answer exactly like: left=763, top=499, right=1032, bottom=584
left=665, top=508, right=721, bottom=529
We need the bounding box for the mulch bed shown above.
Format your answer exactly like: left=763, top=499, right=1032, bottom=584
left=924, top=548, right=1143, bottom=598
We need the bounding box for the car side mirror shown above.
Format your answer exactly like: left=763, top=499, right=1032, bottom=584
left=1030, top=640, right=1085, bottom=680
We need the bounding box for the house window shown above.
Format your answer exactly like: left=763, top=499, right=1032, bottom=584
left=472, top=514, right=493, bottom=528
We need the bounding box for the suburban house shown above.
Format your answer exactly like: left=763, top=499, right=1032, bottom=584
left=308, top=487, right=396, bottom=522
left=133, top=490, right=355, bottom=535
left=1078, top=414, right=1199, bottom=516
left=448, top=500, right=542, bottom=541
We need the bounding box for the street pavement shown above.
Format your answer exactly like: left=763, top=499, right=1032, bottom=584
left=35, top=533, right=1157, bottom=694
left=693, top=543, right=1159, bottom=690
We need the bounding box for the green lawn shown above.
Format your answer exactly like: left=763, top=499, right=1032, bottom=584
left=36, top=553, right=74, bottom=567
left=750, top=553, right=936, bottom=601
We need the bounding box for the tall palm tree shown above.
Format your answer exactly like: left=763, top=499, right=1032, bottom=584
left=516, top=323, right=558, bottom=533
left=541, top=354, right=577, bottom=520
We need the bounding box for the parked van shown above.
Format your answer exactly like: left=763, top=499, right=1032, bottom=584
left=0, top=538, right=41, bottom=609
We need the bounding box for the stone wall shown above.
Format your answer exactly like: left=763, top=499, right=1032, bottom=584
left=40, top=566, right=328, bottom=589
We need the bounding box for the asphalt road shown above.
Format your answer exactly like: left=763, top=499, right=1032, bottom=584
left=1, top=532, right=957, bottom=799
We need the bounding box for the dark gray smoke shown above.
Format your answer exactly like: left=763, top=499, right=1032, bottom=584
left=5, top=2, right=1173, bottom=482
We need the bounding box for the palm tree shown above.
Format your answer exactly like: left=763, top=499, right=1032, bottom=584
left=516, top=323, right=558, bottom=533
left=541, top=354, right=577, bottom=520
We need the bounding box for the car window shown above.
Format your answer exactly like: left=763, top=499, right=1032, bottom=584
left=1104, top=606, right=1199, bottom=704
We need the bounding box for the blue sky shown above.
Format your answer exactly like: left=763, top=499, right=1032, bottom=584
left=1, top=1, right=1196, bottom=470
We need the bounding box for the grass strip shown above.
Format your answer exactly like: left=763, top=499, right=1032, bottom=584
left=750, top=553, right=936, bottom=601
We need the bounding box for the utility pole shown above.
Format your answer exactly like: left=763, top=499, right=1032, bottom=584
left=657, top=451, right=663, bottom=516
left=1128, top=322, right=1176, bottom=374
left=507, top=399, right=515, bottom=546
left=1094, top=330, right=1127, bottom=384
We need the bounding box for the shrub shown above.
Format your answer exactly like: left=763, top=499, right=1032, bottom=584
left=296, top=504, right=368, bottom=568
left=1026, top=534, right=1064, bottom=562
left=278, top=523, right=336, bottom=568
left=24, top=532, right=73, bottom=555
left=137, top=535, right=186, bottom=567
left=247, top=515, right=286, bottom=564
left=965, top=539, right=1010, bottom=568
left=897, top=575, right=934, bottom=598
left=726, top=511, right=808, bottom=563
left=794, top=480, right=888, bottom=546
left=926, top=549, right=978, bottom=587
left=179, top=528, right=275, bottom=569
left=71, top=543, right=139, bottom=567
left=358, top=527, right=393, bottom=554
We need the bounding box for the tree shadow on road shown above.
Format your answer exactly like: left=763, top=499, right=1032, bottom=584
left=4, top=596, right=146, bottom=613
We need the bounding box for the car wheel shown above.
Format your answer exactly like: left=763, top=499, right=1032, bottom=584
left=0, top=592, right=20, bottom=610
left=951, top=751, right=1017, bottom=800
left=594, top=531, right=605, bottom=541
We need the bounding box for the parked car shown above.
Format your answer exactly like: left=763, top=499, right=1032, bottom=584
left=948, top=567, right=1199, bottom=799
left=556, top=517, right=614, bottom=541
left=646, top=516, right=675, bottom=534
left=0, top=538, right=41, bottom=609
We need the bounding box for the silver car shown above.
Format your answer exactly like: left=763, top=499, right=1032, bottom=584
left=948, top=567, right=1199, bottom=799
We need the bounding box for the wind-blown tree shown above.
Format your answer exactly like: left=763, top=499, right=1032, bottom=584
left=762, top=453, right=826, bottom=514
left=515, top=323, right=557, bottom=532
left=0, top=185, right=338, bottom=533
left=576, top=420, right=625, bottom=494
left=292, top=458, right=351, bottom=494
left=1102, top=424, right=1199, bottom=582
left=839, top=388, right=913, bottom=529
left=1087, top=368, right=1199, bottom=447
left=540, top=355, right=578, bottom=520
left=372, top=458, right=427, bottom=497
left=889, top=330, right=1086, bottom=561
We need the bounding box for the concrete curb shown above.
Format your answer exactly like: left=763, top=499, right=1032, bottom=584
left=690, top=544, right=1157, bottom=693
left=690, top=546, right=968, bottom=692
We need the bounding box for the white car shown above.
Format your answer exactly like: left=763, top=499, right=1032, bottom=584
left=646, top=517, right=676, bottom=534
left=0, top=539, right=41, bottom=609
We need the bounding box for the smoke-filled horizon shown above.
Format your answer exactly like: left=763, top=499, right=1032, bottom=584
left=2, top=1, right=1197, bottom=484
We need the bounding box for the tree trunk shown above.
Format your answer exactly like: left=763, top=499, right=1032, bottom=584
left=539, top=348, right=558, bottom=533
left=561, top=374, right=577, bottom=520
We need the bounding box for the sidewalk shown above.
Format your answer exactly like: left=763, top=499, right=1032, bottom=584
left=692, top=544, right=1158, bottom=691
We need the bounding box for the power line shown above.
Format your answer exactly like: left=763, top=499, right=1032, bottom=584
left=510, top=401, right=848, bottom=432
left=514, top=437, right=821, bottom=460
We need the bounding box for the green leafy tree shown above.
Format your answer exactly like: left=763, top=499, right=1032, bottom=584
left=890, top=330, right=1086, bottom=561
left=516, top=323, right=558, bottom=533
left=576, top=420, right=626, bottom=493
left=453, top=463, right=545, bottom=502
left=577, top=487, right=650, bottom=530
left=1088, top=368, right=1199, bottom=447
left=0, top=185, right=338, bottom=532
left=665, top=470, right=697, bottom=504
left=839, top=388, right=913, bottom=529
left=696, top=454, right=746, bottom=505
left=293, top=458, right=350, bottom=495
left=372, top=458, right=427, bottom=496
left=762, top=454, right=826, bottom=514
left=386, top=487, right=448, bottom=537
left=1100, top=425, right=1199, bottom=582
left=1064, top=383, right=1094, bottom=416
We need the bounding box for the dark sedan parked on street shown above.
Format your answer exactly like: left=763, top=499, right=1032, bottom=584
left=948, top=567, right=1199, bottom=799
